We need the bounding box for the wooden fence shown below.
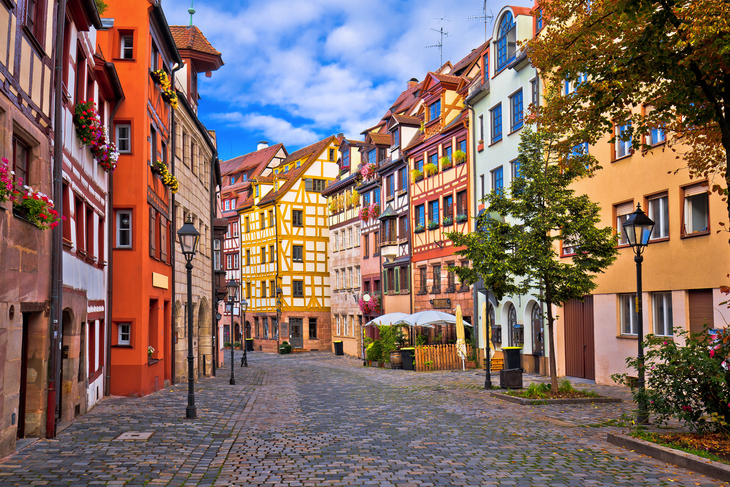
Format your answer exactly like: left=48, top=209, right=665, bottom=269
left=413, top=345, right=504, bottom=372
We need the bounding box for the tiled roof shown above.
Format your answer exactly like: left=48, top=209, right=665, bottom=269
left=391, top=114, right=422, bottom=126
left=220, top=143, right=286, bottom=177
left=451, top=40, right=489, bottom=75
left=258, top=136, right=337, bottom=206
left=169, top=25, right=221, bottom=56
left=430, top=72, right=463, bottom=85
left=369, top=132, right=392, bottom=146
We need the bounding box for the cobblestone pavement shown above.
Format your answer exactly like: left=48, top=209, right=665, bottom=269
left=0, top=351, right=724, bottom=486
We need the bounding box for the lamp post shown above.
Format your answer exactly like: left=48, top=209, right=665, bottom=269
left=622, top=203, right=655, bottom=425
left=362, top=293, right=371, bottom=360
left=214, top=312, right=222, bottom=376
left=276, top=287, right=283, bottom=349
left=240, top=297, right=248, bottom=367
left=226, top=279, right=238, bottom=385
left=177, top=216, right=200, bottom=419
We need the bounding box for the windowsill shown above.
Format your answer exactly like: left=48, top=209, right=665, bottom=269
left=648, top=237, right=669, bottom=244
left=417, top=290, right=428, bottom=295
left=63, top=238, right=73, bottom=249
left=493, top=62, right=514, bottom=78
left=22, top=26, right=47, bottom=58
left=560, top=253, right=577, bottom=258
left=613, top=153, right=633, bottom=163
left=398, top=189, right=407, bottom=196
left=114, top=246, right=133, bottom=251
left=489, top=138, right=502, bottom=147
left=681, top=230, right=710, bottom=239
left=147, top=357, right=160, bottom=365
left=615, top=243, right=631, bottom=250
left=508, top=125, right=523, bottom=136
left=112, top=345, right=133, bottom=348
left=617, top=334, right=638, bottom=340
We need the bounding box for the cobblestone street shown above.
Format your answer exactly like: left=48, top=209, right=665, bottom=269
left=0, top=352, right=723, bottom=486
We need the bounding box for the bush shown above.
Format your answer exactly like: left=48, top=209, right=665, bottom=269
left=224, top=341, right=231, bottom=348
left=377, top=325, right=405, bottom=363
left=279, top=341, right=292, bottom=354
left=233, top=342, right=241, bottom=349
left=613, top=326, right=730, bottom=434
left=366, top=340, right=383, bottom=362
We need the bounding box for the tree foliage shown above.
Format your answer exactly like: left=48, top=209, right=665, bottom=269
left=528, top=0, right=730, bottom=222
left=450, top=128, right=618, bottom=388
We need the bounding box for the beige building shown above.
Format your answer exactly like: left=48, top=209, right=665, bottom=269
left=169, top=25, right=223, bottom=381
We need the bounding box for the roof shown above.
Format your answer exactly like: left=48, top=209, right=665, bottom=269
left=451, top=40, right=489, bottom=76
left=369, top=132, right=392, bottom=146
left=391, top=114, right=422, bottom=126
left=169, top=25, right=224, bottom=72
left=220, top=143, right=286, bottom=177
left=257, top=135, right=337, bottom=206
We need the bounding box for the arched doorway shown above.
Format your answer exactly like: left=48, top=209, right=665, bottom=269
left=245, top=321, right=251, bottom=339
left=488, top=302, right=499, bottom=347
left=531, top=303, right=544, bottom=355
left=60, top=309, right=75, bottom=422
left=507, top=303, right=517, bottom=346
left=234, top=323, right=241, bottom=343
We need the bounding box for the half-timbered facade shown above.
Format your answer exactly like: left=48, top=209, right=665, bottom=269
left=406, top=47, right=486, bottom=337
left=323, top=136, right=363, bottom=357
left=240, top=136, right=338, bottom=352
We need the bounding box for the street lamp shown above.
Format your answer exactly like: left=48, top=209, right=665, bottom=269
left=240, top=297, right=248, bottom=367
left=622, top=203, right=655, bottom=425
left=226, top=279, right=238, bottom=385
left=214, top=312, right=222, bottom=376
left=177, top=216, right=200, bottom=419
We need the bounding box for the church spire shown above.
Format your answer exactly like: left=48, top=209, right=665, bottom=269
left=188, top=0, right=195, bottom=26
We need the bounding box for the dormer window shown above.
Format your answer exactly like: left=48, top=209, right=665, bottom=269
left=342, top=149, right=350, bottom=168
left=428, top=99, right=441, bottom=122
left=255, top=185, right=259, bottom=197
left=368, top=148, right=376, bottom=164
left=496, top=12, right=516, bottom=71
left=231, top=175, right=237, bottom=184
left=392, top=127, right=399, bottom=147
left=243, top=174, right=248, bottom=181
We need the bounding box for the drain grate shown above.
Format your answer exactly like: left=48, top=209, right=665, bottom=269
left=114, top=431, right=154, bottom=441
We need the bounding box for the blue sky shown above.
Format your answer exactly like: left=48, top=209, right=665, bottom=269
left=163, top=0, right=526, bottom=161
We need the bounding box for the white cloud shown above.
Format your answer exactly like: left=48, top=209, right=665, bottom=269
left=209, top=112, right=321, bottom=146
left=163, top=0, right=528, bottom=148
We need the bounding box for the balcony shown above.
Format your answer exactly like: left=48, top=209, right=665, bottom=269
left=380, top=240, right=398, bottom=260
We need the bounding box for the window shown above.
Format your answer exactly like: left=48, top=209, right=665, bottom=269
left=429, top=200, right=439, bottom=224
left=231, top=199, right=237, bottom=209
left=648, top=126, right=666, bottom=146
left=329, top=148, right=335, bottom=161
left=384, top=218, right=396, bottom=243
left=224, top=200, right=230, bottom=211
left=118, top=322, right=131, bottom=346
left=419, top=267, right=427, bottom=293
left=415, top=158, right=424, bottom=174
left=309, top=318, right=317, bottom=339
left=458, top=139, right=467, bottom=159
left=262, top=317, right=269, bottom=338
left=121, top=34, right=134, bottom=59
left=620, top=293, right=638, bottom=335
left=479, top=114, right=484, bottom=141
left=564, top=73, right=588, bottom=95
left=373, top=231, right=380, bottom=250
left=496, top=12, right=515, bottom=71
left=683, top=184, right=709, bottom=234
left=368, top=148, right=376, bottom=164
left=615, top=201, right=634, bottom=245
left=261, top=281, right=267, bottom=298
left=373, top=188, right=381, bottom=205
left=308, top=178, right=327, bottom=192
left=446, top=262, right=455, bottom=291
left=336, top=315, right=341, bottom=335
left=444, top=146, right=452, bottom=164
left=348, top=227, right=353, bottom=247
left=652, top=292, right=673, bottom=336
left=270, top=244, right=275, bottom=263
left=398, top=167, right=407, bottom=191
left=432, top=265, right=441, bottom=293
left=647, top=194, right=669, bottom=240
left=415, top=204, right=425, bottom=228
left=260, top=212, right=265, bottom=229
left=116, top=210, right=132, bottom=248
left=293, top=245, right=303, bottom=262
left=615, top=123, right=632, bottom=159
left=510, top=90, right=523, bottom=131
left=25, top=0, right=41, bottom=39
left=356, top=266, right=361, bottom=288
left=511, top=160, right=522, bottom=182
left=150, top=41, right=159, bottom=71
left=386, top=174, right=395, bottom=198
left=392, top=127, right=399, bottom=147
left=292, top=210, right=303, bottom=227
left=429, top=152, right=438, bottom=170
left=12, top=137, right=29, bottom=184
left=536, top=8, right=543, bottom=30
left=261, top=246, right=266, bottom=264
left=293, top=280, right=304, bottom=297
left=443, top=194, right=453, bottom=221
left=232, top=222, right=239, bottom=237
left=531, top=78, right=539, bottom=107
left=342, top=149, right=350, bottom=168
left=246, top=282, right=251, bottom=300
left=76, top=197, right=85, bottom=253
left=491, top=104, right=503, bottom=143
left=492, top=166, right=504, bottom=195
left=226, top=254, right=232, bottom=269
left=363, top=233, right=369, bottom=257
left=269, top=210, right=274, bottom=227
left=116, top=124, right=131, bottom=153
left=271, top=280, right=276, bottom=297
left=150, top=125, right=157, bottom=164
left=233, top=254, right=239, bottom=269
left=480, top=174, right=485, bottom=200
left=457, top=191, right=467, bottom=217
left=246, top=249, right=251, bottom=266
left=334, top=270, right=339, bottom=290
left=428, top=99, right=441, bottom=121
left=399, top=216, right=407, bottom=239
left=245, top=216, right=250, bottom=233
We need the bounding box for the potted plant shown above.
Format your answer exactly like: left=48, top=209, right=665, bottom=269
left=148, top=346, right=155, bottom=357
left=440, top=155, right=452, bottom=170
left=454, top=149, right=466, bottom=165
left=428, top=220, right=440, bottom=230
left=411, top=169, right=423, bottom=182
left=424, top=162, right=438, bottom=176
left=151, top=69, right=178, bottom=109
left=414, top=223, right=426, bottom=233
left=359, top=205, right=370, bottom=221
left=442, top=216, right=454, bottom=226
left=279, top=341, right=292, bottom=354
left=369, top=203, right=380, bottom=218
left=233, top=341, right=241, bottom=349
left=151, top=160, right=179, bottom=193
left=455, top=213, right=468, bottom=223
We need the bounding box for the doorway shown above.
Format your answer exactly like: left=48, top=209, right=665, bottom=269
left=17, top=313, right=30, bottom=438
left=290, top=318, right=303, bottom=348
left=563, top=296, right=595, bottom=380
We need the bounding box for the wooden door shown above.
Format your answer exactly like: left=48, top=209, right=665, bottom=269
left=531, top=303, right=544, bottom=355
left=290, top=318, right=303, bottom=348
left=18, top=313, right=29, bottom=438
left=563, top=296, right=595, bottom=380
left=689, top=289, right=714, bottom=334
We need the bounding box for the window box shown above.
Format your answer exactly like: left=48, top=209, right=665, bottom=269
left=411, top=169, right=424, bottom=182
left=414, top=224, right=426, bottom=234
left=442, top=217, right=453, bottom=227
left=424, top=163, right=438, bottom=177
left=454, top=150, right=466, bottom=165
left=440, top=156, right=452, bottom=171
left=455, top=214, right=468, bottom=223
left=445, top=286, right=456, bottom=294
left=428, top=221, right=440, bottom=230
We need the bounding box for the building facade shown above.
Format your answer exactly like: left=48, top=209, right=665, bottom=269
left=169, top=24, right=222, bottom=383
left=239, top=136, right=338, bottom=352
left=466, top=6, right=546, bottom=373
left=100, top=1, right=182, bottom=396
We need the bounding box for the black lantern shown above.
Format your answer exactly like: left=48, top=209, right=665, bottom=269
left=622, top=204, right=655, bottom=254
left=177, top=216, right=200, bottom=262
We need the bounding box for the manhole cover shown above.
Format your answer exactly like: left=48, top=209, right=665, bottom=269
left=114, top=431, right=154, bottom=441
left=212, top=434, right=229, bottom=439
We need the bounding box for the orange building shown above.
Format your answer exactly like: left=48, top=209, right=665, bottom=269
left=98, top=2, right=182, bottom=396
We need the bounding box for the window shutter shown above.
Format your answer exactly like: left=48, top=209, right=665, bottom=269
left=382, top=269, right=388, bottom=292
left=684, top=183, right=707, bottom=197
left=160, top=218, right=168, bottom=263
left=615, top=201, right=634, bottom=217
left=149, top=208, right=156, bottom=257
left=394, top=267, right=400, bottom=292
left=305, top=178, right=313, bottom=192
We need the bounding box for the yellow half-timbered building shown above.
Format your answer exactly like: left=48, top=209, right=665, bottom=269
left=239, top=136, right=340, bottom=352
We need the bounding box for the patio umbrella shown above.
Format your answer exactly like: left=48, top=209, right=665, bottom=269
left=403, top=310, right=472, bottom=327
left=365, top=312, right=412, bottom=327
left=455, top=305, right=467, bottom=370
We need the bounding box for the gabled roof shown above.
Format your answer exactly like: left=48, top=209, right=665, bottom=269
left=257, top=135, right=337, bottom=206
left=451, top=40, right=489, bottom=76
left=220, top=143, right=286, bottom=178
left=369, top=132, right=392, bottom=146
left=390, top=114, right=422, bottom=127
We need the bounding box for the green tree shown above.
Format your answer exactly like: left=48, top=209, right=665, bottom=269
left=452, top=128, right=618, bottom=390
left=528, top=0, right=730, bottom=223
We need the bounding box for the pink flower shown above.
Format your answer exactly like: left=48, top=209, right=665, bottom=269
left=710, top=349, right=716, bottom=358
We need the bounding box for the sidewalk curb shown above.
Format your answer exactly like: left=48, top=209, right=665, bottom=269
left=606, top=433, right=730, bottom=482
left=491, top=392, right=622, bottom=405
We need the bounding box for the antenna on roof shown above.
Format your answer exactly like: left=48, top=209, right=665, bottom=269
left=426, top=17, right=450, bottom=67
left=468, top=1, right=493, bottom=43
left=188, top=0, right=195, bottom=26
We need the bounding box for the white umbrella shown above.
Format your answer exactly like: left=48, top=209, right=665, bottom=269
left=365, top=312, right=412, bottom=327
left=455, top=305, right=467, bottom=370
left=404, top=310, right=472, bottom=328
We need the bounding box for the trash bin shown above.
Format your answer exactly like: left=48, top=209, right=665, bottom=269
left=502, top=347, right=522, bottom=371
left=245, top=338, right=254, bottom=352
left=334, top=341, right=344, bottom=356
left=401, top=348, right=415, bottom=371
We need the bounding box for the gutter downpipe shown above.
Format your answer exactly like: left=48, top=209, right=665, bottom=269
left=209, top=151, right=219, bottom=376
left=48, top=0, right=68, bottom=439
left=105, top=90, right=124, bottom=398
left=170, top=63, right=183, bottom=385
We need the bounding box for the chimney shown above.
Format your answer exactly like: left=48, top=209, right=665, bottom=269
left=257, top=140, right=269, bottom=150
left=407, top=78, right=419, bottom=89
